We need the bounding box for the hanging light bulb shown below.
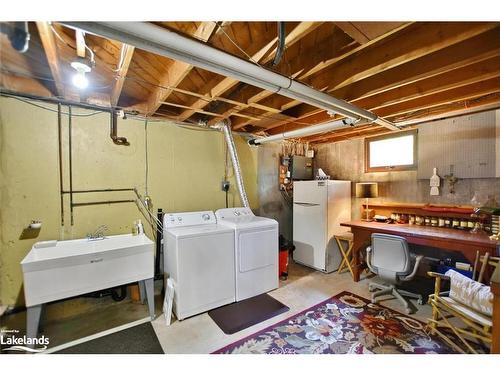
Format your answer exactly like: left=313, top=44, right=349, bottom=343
left=70, top=60, right=91, bottom=89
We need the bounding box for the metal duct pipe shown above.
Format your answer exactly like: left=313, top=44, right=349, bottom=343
left=249, top=118, right=362, bottom=145
left=218, top=120, right=250, bottom=208
left=62, top=22, right=398, bottom=130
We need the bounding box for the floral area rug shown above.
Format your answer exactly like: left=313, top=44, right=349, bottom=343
left=213, top=291, right=457, bottom=354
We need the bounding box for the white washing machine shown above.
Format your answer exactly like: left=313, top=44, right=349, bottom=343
left=163, top=211, right=235, bottom=320
left=215, top=207, right=279, bottom=301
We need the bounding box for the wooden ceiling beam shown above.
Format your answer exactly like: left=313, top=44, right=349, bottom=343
left=75, top=30, right=86, bottom=58
left=307, top=22, right=498, bottom=94
left=331, top=28, right=500, bottom=102
left=180, top=22, right=322, bottom=123
left=36, top=22, right=65, bottom=97
left=144, top=22, right=218, bottom=115
left=309, top=126, right=401, bottom=144
left=375, top=77, right=500, bottom=118
left=110, top=43, right=135, bottom=107
left=261, top=27, right=500, bottom=133
left=354, top=55, right=500, bottom=111
left=304, top=125, right=385, bottom=143
left=0, top=72, right=54, bottom=98
left=334, top=22, right=371, bottom=44
left=387, top=93, right=500, bottom=126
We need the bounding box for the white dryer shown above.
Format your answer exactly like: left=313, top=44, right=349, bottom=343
left=215, top=207, right=279, bottom=301
left=163, top=211, right=235, bottom=320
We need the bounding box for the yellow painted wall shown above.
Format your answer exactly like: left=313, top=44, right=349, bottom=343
left=0, top=97, right=258, bottom=307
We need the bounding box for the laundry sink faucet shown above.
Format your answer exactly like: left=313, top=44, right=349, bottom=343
left=87, top=225, right=108, bottom=241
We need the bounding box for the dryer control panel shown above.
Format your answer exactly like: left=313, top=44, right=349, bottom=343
left=163, top=211, right=216, bottom=228
left=215, top=207, right=254, bottom=220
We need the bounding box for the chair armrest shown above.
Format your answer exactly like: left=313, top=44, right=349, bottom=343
left=400, top=255, right=424, bottom=281
left=427, top=271, right=450, bottom=297
left=366, top=246, right=375, bottom=273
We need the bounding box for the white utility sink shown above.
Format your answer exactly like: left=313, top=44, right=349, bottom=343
left=21, top=234, right=155, bottom=342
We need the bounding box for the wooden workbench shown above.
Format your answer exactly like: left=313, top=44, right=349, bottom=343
left=340, top=220, right=500, bottom=282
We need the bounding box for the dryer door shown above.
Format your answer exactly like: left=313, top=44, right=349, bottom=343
left=238, top=228, right=276, bottom=272
left=236, top=226, right=279, bottom=301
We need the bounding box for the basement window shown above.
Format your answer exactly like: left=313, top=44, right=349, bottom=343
left=364, top=130, right=418, bottom=172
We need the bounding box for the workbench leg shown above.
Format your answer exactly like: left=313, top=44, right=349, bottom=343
left=144, top=278, right=155, bottom=320
left=138, top=280, right=146, bottom=303
left=26, top=304, right=43, bottom=346
left=351, top=229, right=371, bottom=282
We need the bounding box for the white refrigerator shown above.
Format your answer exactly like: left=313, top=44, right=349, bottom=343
left=292, top=180, right=351, bottom=273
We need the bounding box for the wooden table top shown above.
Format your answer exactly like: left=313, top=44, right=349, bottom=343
left=341, top=220, right=500, bottom=250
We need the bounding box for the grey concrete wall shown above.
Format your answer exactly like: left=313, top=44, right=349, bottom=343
left=315, top=137, right=500, bottom=220
left=257, top=143, right=293, bottom=240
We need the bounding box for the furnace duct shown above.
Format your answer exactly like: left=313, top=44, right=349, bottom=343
left=218, top=120, right=250, bottom=208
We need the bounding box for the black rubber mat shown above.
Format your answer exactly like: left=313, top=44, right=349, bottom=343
left=58, top=322, right=164, bottom=354
left=208, top=294, right=289, bottom=335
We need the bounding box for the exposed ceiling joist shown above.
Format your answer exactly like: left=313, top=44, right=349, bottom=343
left=35, top=22, right=65, bottom=97
left=179, top=22, right=322, bottom=122
left=110, top=43, right=135, bottom=107
left=261, top=26, right=500, bottom=132
left=334, top=22, right=371, bottom=44
left=144, top=21, right=218, bottom=115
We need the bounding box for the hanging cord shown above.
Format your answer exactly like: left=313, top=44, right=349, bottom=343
left=144, top=119, right=156, bottom=240
left=145, top=119, right=149, bottom=195
left=224, top=140, right=229, bottom=208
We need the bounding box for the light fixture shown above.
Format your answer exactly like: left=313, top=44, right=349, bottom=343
left=356, top=182, right=379, bottom=221
left=70, top=59, right=91, bottom=89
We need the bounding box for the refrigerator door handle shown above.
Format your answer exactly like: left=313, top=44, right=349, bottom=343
left=293, top=202, right=320, bottom=207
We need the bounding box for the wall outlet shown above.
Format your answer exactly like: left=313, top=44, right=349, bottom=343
left=221, top=181, right=230, bottom=192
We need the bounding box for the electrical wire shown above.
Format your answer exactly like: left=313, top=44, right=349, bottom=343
left=1, top=94, right=105, bottom=117
left=214, top=22, right=262, bottom=68
left=144, top=119, right=149, bottom=195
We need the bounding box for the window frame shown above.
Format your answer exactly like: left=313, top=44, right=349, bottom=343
left=364, top=129, right=418, bottom=173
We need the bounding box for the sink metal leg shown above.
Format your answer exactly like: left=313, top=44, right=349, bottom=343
left=27, top=304, right=43, bottom=346
left=144, top=278, right=155, bottom=320
left=138, top=280, right=146, bottom=303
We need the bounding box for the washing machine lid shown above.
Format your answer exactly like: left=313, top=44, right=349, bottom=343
left=166, top=223, right=233, bottom=238
left=217, top=215, right=278, bottom=229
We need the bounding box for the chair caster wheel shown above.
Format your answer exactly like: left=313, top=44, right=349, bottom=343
left=417, top=299, right=424, bottom=305
left=371, top=299, right=377, bottom=304
left=406, top=308, right=413, bottom=315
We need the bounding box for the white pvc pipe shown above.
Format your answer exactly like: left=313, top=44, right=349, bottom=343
left=249, top=118, right=360, bottom=145
left=62, top=22, right=396, bottom=127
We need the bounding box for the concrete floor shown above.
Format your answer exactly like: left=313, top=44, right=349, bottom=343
left=1, top=262, right=434, bottom=354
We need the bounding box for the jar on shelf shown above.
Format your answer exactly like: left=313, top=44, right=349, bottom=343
left=444, top=218, right=451, bottom=228
left=431, top=217, right=438, bottom=227
left=424, top=217, right=431, bottom=226
left=452, top=218, right=460, bottom=229
left=409, top=215, right=415, bottom=225
left=415, top=216, right=423, bottom=225
left=460, top=219, right=468, bottom=230
left=438, top=217, right=445, bottom=227
left=467, top=220, right=475, bottom=230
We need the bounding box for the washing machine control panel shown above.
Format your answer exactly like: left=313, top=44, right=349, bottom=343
left=215, top=207, right=254, bottom=220
left=163, top=211, right=216, bottom=227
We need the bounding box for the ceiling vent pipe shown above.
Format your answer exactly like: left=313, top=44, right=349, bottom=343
left=216, top=120, right=250, bottom=208
left=249, top=117, right=361, bottom=145
left=62, top=22, right=399, bottom=131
